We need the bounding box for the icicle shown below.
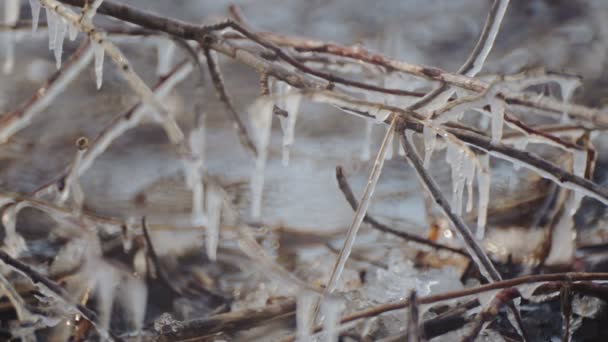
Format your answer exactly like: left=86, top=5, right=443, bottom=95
left=477, top=154, right=491, bottom=240
left=249, top=97, right=274, bottom=219
left=155, top=37, right=175, bottom=76
left=280, top=92, right=302, bottom=166
left=296, top=291, right=316, bottom=342
left=2, top=0, right=20, bottom=74
left=322, top=296, right=343, bottom=342
left=46, top=6, right=57, bottom=51
left=423, top=124, right=437, bottom=168
left=54, top=18, right=67, bottom=69
left=118, top=276, right=147, bottom=335
left=361, top=120, right=373, bottom=161
left=463, top=156, right=476, bottom=213
left=2, top=203, right=28, bottom=257
left=570, top=150, right=588, bottom=214
left=205, top=186, right=222, bottom=261
left=384, top=126, right=395, bottom=160
left=29, top=0, right=41, bottom=32
left=94, top=263, right=118, bottom=330
left=560, top=78, right=581, bottom=123
left=68, top=22, right=78, bottom=41
left=93, top=42, right=104, bottom=89
left=490, top=98, right=505, bottom=143
left=446, top=142, right=465, bottom=215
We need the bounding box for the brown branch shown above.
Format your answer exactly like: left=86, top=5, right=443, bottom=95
left=202, top=46, right=258, bottom=156
left=460, top=288, right=521, bottom=342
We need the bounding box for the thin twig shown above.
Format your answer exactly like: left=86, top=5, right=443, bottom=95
left=335, top=166, right=468, bottom=257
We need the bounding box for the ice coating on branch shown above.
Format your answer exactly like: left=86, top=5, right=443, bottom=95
left=3, top=0, right=20, bottom=74
left=361, top=120, right=373, bottom=161
left=296, top=290, right=316, bottom=342
left=29, top=0, right=41, bottom=32
left=490, top=98, right=505, bottom=143
left=53, top=18, right=67, bottom=69
left=423, top=124, right=437, bottom=168
left=322, top=296, right=343, bottom=342
left=571, top=149, right=588, bottom=213
left=249, top=97, right=274, bottom=219
left=93, top=42, right=105, bottom=89
left=156, top=37, right=175, bottom=76
left=205, top=186, right=222, bottom=261
left=477, top=154, right=491, bottom=239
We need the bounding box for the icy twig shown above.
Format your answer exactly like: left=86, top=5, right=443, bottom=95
left=323, top=117, right=396, bottom=298
left=460, top=288, right=520, bottom=342
left=0, top=41, right=93, bottom=144
left=335, top=166, right=468, bottom=256
left=203, top=47, right=258, bottom=156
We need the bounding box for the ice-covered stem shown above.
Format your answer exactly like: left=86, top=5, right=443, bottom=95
left=202, top=46, right=258, bottom=156
left=334, top=166, right=468, bottom=257
left=399, top=129, right=528, bottom=341
left=460, top=288, right=520, bottom=342
left=141, top=217, right=182, bottom=297
left=0, top=266, right=33, bottom=325
left=0, top=249, right=120, bottom=341
left=79, top=0, right=104, bottom=24
left=58, top=136, right=88, bottom=210
left=323, top=118, right=396, bottom=298
left=0, top=41, right=93, bottom=144
left=41, top=0, right=185, bottom=144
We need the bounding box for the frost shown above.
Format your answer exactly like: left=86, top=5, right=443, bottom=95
left=93, top=42, right=105, bottom=89
left=296, top=290, right=316, bottom=342
left=156, top=37, right=175, bottom=76
left=29, top=0, right=41, bottom=32
left=477, top=154, right=491, bottom=240
left=361, top=120, right=374, bottom=161
left=423, top=124, right=437, bottom=168
left=249, top=97, right=274, bottom=219
left=490, top=98, right=505, bottom=143
left=2, top=0, right=20, bottom=74
left=53, top=17, right=67, bottom=69
left=205, top=186, right=222, bottom=261
left=321, top=296, right=343, bottom=342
